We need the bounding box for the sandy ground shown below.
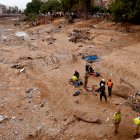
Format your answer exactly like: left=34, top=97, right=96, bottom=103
left=0, top=17, right=140, bottom=140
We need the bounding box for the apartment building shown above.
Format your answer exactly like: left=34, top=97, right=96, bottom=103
left=0, top=4, right=6, bottom=15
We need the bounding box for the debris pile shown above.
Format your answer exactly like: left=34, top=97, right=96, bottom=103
left=124, top=91, right=140, bottom=112
left=26, top=87, right=40, bottom=98
left=11, top=64, right=24, bottom=69
left=29, top=15, right=50, bottom=27
left=69, top=29, right=91, bottom=43
left=0, top=115, right=8, bottom=123
left=42, top=37, right=56, bottom=45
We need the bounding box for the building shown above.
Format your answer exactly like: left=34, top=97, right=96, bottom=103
left=0, top=4, right=6, bottom=15
left=14, top=6, right=19, bottom=13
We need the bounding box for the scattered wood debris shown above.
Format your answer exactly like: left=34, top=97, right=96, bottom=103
left=69, top=29, right=91, bottom=43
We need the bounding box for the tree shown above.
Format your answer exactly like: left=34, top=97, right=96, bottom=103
left=60, top=0, right=68, bottom=13
left=25, top=0, right=43, bottom=16
left=45, top=0, right=62, bottom=12
left=60, top=0, right=79, bottom=13
left=40, top=3, right=48, bottom=14
left=109, top=0, right=140, bottom=24
left=60, top=0, right=92, bottom=19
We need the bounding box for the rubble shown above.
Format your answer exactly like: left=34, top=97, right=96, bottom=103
left=19, top=56, right=33, bottom=60
left=11, top=116, right=16, bottom=120
left=78, top=45, right=83, bottom=47
left=0, top=115, right=8, bottom=123
left=69, top=29, right=91, bottom=43
left=19, top=68, right=26, bottom=73
left=28, top=126, right=43, bottom=138
left=42, top=37, right=56, bottom=45
left=29, top=15, right=51, bottom=27
left=124, top=91, right=140, bottom=112
left=25, top=87, right=40, bottom=98
left=17, top=67, right=26, bottom=75
left=11, top=64, right=24, bottom=69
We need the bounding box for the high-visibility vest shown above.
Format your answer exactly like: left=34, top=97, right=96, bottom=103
left=107, top=81, right=113, bottom=88
left=133, top=118, right=140, bottom=125
left=113, top=112, right=122, bottom=122
left=71, top=76, right=78, bottom=82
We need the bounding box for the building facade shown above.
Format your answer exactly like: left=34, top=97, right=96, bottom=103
left=0, top=4, right=6, bottom=15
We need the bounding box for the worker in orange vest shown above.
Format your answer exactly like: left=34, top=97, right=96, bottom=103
left=107, top=78, right=113, bottom=97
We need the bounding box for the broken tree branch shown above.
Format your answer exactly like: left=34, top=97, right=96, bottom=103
left=73, top=114, right=101, bottom=124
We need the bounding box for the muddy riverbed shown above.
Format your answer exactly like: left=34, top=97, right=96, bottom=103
left=0, top=17, right=140, bottom=140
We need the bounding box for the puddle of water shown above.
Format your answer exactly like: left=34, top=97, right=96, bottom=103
left=83, top=55, right=100, bottom=62
left=15, top=31, right=28, bottom=37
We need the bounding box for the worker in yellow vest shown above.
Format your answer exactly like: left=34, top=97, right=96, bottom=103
left=113, top=109, right=122, bottom=134
left=133, top=114, right=140, bottom=137
left=71, top=75, right=78, bottom=83
left=69, top=75, right=78, bottom=85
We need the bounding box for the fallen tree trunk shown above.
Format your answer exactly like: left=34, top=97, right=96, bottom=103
left=74, top=114, right=101, bottom=124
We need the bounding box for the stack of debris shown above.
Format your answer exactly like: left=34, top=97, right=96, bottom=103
left=29, top=15, right=50, bottom=27
left=42, top=37, right=56, bottom=45
left=69, top=29, right=91, bottom=43
left=124, top=91, right=140, bottom=112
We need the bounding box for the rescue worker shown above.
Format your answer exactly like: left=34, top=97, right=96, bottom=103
left=85, top=63, right=94, bottom=75
left=113, top=109, right=122, bottom=134
left=133, top=114, right=140, bottom=137
left=74, top=70, right=80, bottom=79
left=84, top=72, right=89, bottom=89
left=99, top=83, right=107, bottom=102
left=89, top=65, right=94, bottom=74
left=99, top=79, right=106, bottom=87
left=107, top=78, right=113, bottom=97
left=85, top=63, right=90, bottom=73
left=70, top=75, right=78, bottom=84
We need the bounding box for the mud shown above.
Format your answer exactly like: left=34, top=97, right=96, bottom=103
left=0, top=17, right=140, bottom=140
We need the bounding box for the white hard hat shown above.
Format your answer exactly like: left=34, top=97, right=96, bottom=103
left=102, top=79, right=105, bottom=82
